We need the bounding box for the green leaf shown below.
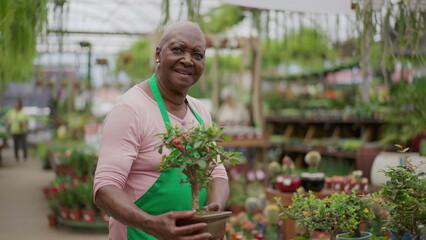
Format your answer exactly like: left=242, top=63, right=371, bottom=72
left=197, top=160, right=206, bottom=169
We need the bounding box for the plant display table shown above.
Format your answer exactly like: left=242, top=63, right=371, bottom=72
left=57, top=216, right=108, bottom=229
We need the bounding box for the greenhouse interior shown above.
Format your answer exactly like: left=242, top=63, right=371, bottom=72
left=1, top=0, right=426, bottom=240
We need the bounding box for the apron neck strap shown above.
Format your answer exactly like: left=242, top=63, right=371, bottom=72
left=149, top=74, right=204, bottom=129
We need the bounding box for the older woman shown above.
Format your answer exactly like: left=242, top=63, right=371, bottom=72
left=94, top=21, right=229, bottom=240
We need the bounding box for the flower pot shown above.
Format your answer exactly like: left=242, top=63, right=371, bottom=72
left=81, top=209, right=96, bottom=223
left=275, top=174, right=302, bottom=192
left=59, top=205, right=69, bottom=220
left=301, top=172, right=325, bottom=192
left=227, top=205, right=245, bottom=215
left=68, top=208, right=81, bottom=222
left=100, top=210, right=109, bottom=223
left=177, top=211, right=232, bottom=239
left=336, top=231, right=373, bottom=240
left=47, top=214, right=58, bottom=227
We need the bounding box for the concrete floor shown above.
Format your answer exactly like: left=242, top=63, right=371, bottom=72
left=0, top=147, right=108, bottom=240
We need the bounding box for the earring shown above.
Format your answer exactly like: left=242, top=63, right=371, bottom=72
left=156, top=59, right=160, bottom=63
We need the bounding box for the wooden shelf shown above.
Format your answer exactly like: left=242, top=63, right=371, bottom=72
left=265, top=116, right=384, bottom=125
left=283, top=146, right=356, bottom=159
left=217, top=138, right=266, bottom=148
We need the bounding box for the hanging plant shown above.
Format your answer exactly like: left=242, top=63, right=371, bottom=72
left=115, top=38, right=153, bottom=81
left=0, top=0, right=49, bottom=88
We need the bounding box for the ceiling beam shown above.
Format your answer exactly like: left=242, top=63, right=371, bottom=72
left=47, top=29, right=150, bottom=36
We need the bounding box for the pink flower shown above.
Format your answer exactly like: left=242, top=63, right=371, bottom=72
left=51, top=187, right=59, bottom=193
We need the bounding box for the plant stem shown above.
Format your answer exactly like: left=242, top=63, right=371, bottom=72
left=191, top=180, right=200, bottom=210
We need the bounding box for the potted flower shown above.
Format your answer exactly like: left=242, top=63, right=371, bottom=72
left=301, top=151, right=325, bottom=192
left=277, top=189, right=375, bottom=240
left=75, top=181, right=97, bottom=223
left=374, top=145, right=426, bottom=240
left=156, top=124, right=242, bottom=239
left=275, top=156, right=302, bottom=192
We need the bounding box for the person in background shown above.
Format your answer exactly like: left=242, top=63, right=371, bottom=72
left=5, top=99, right=29, bottom=161
left=216, top=87, right=250, bottom=126
left=93, top=21, right=229, bottom=240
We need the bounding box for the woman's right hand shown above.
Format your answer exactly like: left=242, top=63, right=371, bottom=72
left=146, top=210, right=212, bottom=240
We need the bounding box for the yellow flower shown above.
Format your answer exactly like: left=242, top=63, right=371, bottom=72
left=303, top=211, right=309, bottom=216
left=304, top=222, right=307, bottom=225
left=363, top=208, right=369, bottom=213
left=288, top=205, right=293, bottom=209
left=325, top=213, right=330, bottom=216
left=381, top=227, right=387, bottom=231
left=342, top=215, right=346, bottom=218
left=334, top=221, right=338, bottom=225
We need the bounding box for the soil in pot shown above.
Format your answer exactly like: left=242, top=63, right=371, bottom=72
left=177, top=211, right=232, bottom=240
left=301, top=172, right=325, bottom=192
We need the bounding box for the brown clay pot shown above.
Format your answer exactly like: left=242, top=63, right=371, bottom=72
left=47, top=214, right=58, bottom=227
left=177, top=211, right=232, bottom=240
left=100, top=210, right=110, bottom=224
left=227, top=205, right=245, bottom=215
left=81, top=209, right=96, bottom=223
left=59, top=205, right=69, bottom=220
left=68, top=208, right=81, bottom=222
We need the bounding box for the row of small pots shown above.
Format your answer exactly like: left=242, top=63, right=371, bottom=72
left=58, top=206, right=109, bottom=224
left=275, top=173, right=326, bottom=193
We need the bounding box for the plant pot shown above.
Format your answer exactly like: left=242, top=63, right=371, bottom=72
left=227, top=205, right=245, bottom=215
left=177, top=211, right=232, bottom=239
left=59, top=205, right=69, bottom=220
left=47, top=214, right=58, bottom=227
left=301, top=172, right=325, bottom=192
left=275, top=174, right=302, bottom=192
left=81, top=209, right=96, bottom=223
left=100, top=210, right=109, bottom=223
left=336, top=231, right=373, bottom=240
left=68, top=208, right=81, bottom=222
left=43, top=186, right=51, bottom=200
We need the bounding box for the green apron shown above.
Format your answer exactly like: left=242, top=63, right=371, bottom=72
left=127, top=74, right=207, bottom=240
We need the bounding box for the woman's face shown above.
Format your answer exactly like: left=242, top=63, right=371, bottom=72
left=156, top=24, right=206, bottom=92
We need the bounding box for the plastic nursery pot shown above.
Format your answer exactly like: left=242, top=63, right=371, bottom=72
left=177, top=211, right=232, bottom=240
left=336, top=232, right=373, bottom=240
left=301, top=172, right=326, bottom=192
left=275, top=174, right=302, bottom=192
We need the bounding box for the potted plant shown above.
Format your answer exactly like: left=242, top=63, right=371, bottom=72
left=374, top=145, right=426, bottom=240
left=156, top=124, right=242, bottom=239
left=277, top=188, right=375, bottom=240
left=301, top=151, right=326, bottom=192
left=76, top=181, right=96, bottom=223
left=275, top=156, right=302, bottom=192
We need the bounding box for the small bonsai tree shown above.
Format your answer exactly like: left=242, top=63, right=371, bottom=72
left=156, top=124, right=242, bottom=211
left=374, top=145, right=426, bottom=240
left=277, top=189, right=375, bottom=240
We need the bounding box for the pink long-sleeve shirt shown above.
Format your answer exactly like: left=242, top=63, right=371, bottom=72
left=93, top=84, right=228, bottom=239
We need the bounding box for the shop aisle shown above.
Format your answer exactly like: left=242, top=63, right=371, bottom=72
left=0, top=147, right=107, bottom=240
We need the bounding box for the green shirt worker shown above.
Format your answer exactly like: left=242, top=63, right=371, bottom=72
left=5, top=99, right=29, bottom=161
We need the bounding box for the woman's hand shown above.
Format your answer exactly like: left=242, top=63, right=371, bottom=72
left=146, top=210, right=212, bottom=240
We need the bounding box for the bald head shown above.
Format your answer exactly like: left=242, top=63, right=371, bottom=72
left=158, top=21, right=206, bottom=49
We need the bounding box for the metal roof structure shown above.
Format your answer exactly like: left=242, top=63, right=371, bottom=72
left=37, top=0, right=223, bottom=55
